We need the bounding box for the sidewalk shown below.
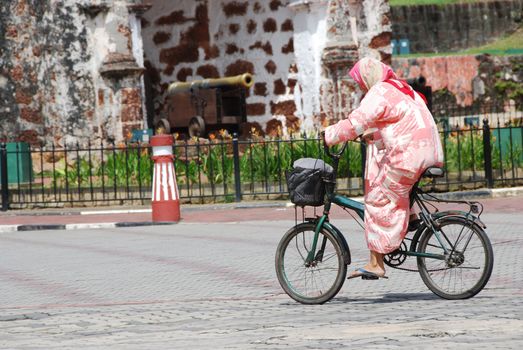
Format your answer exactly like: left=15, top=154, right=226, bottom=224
left=1, top=188, right=522, bottom=232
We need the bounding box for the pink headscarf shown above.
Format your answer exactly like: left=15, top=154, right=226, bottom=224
left=349, top=57, right=397, bottom=91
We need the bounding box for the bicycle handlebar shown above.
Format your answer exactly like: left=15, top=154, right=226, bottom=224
left=320, top=131, right=349, bottom=159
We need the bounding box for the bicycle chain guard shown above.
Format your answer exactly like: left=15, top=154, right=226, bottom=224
left=384, top=241, right=408, bottom=268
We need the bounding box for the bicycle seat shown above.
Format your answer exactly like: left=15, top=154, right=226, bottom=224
left=421, top=167, right=445, bottom=178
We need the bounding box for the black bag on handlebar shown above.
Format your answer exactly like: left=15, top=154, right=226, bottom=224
left=286, top=158, right=334, bottom=207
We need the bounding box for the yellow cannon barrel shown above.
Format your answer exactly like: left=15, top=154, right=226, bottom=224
left=167, top=73, right=254, bottom=95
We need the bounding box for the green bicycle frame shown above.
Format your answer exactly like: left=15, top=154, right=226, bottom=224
left=305, top=192, right=446, bottom=264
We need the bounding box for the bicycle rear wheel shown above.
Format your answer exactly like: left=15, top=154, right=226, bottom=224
left=275, top=222, right=347, bottom=304
left=417, top=216, right=494, bottom=299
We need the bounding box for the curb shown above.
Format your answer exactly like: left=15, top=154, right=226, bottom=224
left=0, top=221, right=176, bottom=233
left=1, top=187, right=521, bottom=233
left=432, top=186, right=523, bottom=200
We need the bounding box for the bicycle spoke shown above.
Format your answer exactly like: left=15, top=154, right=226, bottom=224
left=417, top=217, right=493, bottom=299
left=279, top=226, right=345, bottom=302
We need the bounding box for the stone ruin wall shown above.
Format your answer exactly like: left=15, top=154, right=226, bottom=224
left=0, top=0, right=148, bottom=147
left=392, top=0, right=523, bottom=53
left=142, top=0, right=391, bottom=137
left=0, top=0, right=391, bottom=145
left=392, top=54, right=523, bottom=113
left=319, top=0, right=391, bottom=126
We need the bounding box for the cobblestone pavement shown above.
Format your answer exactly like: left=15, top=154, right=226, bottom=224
left=0, top=210, right=522, bottom=349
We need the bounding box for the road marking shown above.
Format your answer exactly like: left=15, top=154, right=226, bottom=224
left=80, top=209, right=152, bottom=215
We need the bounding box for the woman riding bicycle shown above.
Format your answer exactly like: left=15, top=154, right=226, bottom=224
left=324, top=57, right=444, bottom=280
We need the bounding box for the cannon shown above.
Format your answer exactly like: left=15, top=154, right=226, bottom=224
left=156, top=73, right=254, bottom=137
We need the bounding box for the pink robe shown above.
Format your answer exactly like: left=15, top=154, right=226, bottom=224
left=325, top=80, right=444, bottom=254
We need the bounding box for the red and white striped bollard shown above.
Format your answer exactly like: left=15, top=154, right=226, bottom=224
left=150, top=134, right=180, bottom=222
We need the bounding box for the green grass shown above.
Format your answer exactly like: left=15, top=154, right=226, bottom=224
left=462, top=27, right=523, bottom=55
left=390, top=0, right=488, bottom=6
left=394, top=27, right=523, bottom=57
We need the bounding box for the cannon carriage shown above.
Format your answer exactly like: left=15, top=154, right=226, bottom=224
left=155, top=73, right=254, bottom=138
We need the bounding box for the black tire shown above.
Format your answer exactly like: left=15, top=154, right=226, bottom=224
left=275, top=222, right=347, bottom=304
left=417, top=216, right=494, bottom=299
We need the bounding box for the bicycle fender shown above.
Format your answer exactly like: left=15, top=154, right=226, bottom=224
left=322, top=221, right=351, bottom=265
left=409, top=224, right=428, bottom=253
left=432, top=210, right=486, bottom=229
left=409, top=211, right=486, bottom=252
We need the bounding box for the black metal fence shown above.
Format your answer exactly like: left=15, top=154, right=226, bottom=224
left=1, top=118, right=522, bottom=211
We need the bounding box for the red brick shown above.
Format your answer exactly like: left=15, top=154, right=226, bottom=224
left=15, top=90, right=32, bottom=105
left=160, top=44, right=199, bottom=65
left=253, top=2, right=263, bottom=13
left=204, top=45, right=220, bottom=59
left=225, top=60, right=254, bottom=76
left=270, top=100, right=296, bottom=116
left=222, top=1, right=248, bottom=17
left=17, top=130, right=40, bottom=145
left=273, top=79, right=286, bottom=95
left=270, top=0, right=283, bottom=11
left=121, top=105, right=142, bottom=122
left=98, top=89, right=104, bottom=106
left=164, top=65, right=175, bottom=76
left=285, top=114, right=300, bottom=130
left=226, top=43, right=240, bottom=55
left=369, top=32, right=391, bottom=49
left=265, top=118, right=283, bottom=137
left=288, top=78, right=297, bottom=94
left=265, top=60, right=277, bottom=74
left=246, top=103, right=266, bottom=116
left=247, top=19, right=257, bottom=34
left=153, top=31, right=171, bottom=45
left=121, top=88, right=141, bottom=106
left=249, top=41, right=272, bottom=55
left=196, top=64, right=219, bottom=78
left=239, top=122, right=264, bottom=138
left=263, top=18, right=277, bottom=32
left=281, top=38, right=294, bottom=54
left=281, top=19, right=293, bottom=32
left=11, top=66, right=23, bottom=81
left=254, top=83, right=267, bottom=96
left=176, top=67, right=193, bottom=82
left=229, top=23, right=240, bottom=34
left=20, top=107, right=42, bottom=124
left=156, top=10, right=191, bottom=25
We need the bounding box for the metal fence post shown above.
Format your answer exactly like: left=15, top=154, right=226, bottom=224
left=232, top=134, right=242, bottom=202
left=1, top=143, right=9, bottom=211
left=482, top=118, right=494, bottom=188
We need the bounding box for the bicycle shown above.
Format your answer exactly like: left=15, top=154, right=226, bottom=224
left=275, top=139, right=494, bottom=304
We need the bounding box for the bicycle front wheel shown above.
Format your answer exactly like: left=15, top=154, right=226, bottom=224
left=275, top=222, right=347, bottom=304
left=417, top=216, right=494, bottom=299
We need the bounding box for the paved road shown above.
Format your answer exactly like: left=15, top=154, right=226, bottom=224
left=0, top=209, right=522, bottom=348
